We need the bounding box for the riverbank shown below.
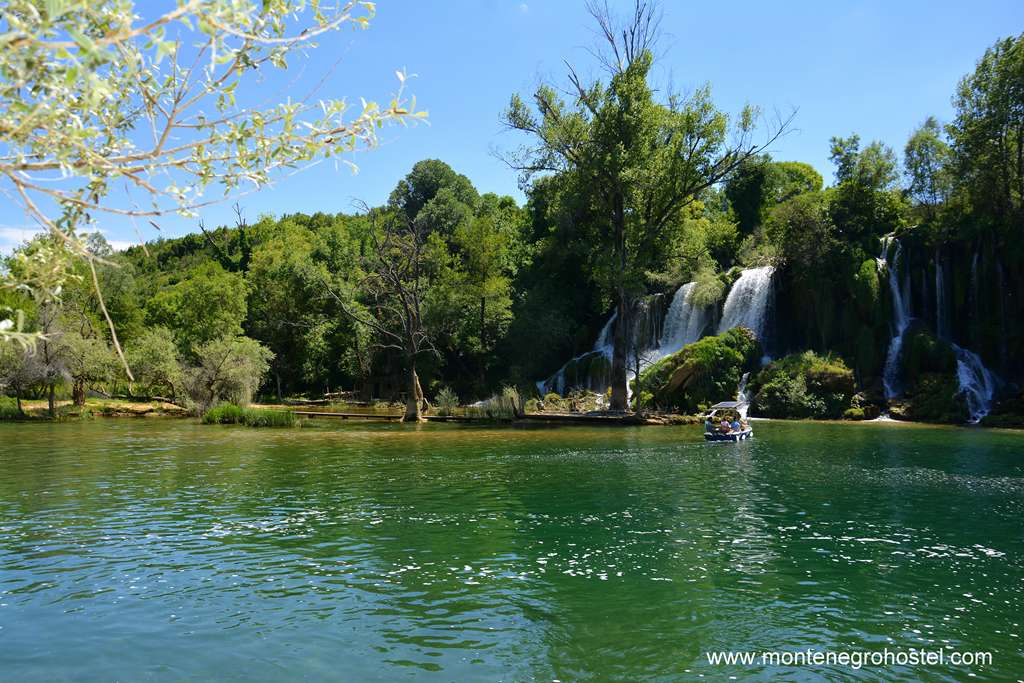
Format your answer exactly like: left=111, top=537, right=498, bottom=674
left=6, top=397, right=1022, bottom=431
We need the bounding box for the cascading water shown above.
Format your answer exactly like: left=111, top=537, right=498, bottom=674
left=881, top=238, right=912, bottom=399
left=953, top=344, right=997, bottom=423
left=736, top=372, right=751, bottom=419
left=646, top=282, right=711, bottom=365
left=717, top=266, right=774, bottom=340
left=536, top=313, right=616, bottom=396
left=537, top=280, right=714, bottom=397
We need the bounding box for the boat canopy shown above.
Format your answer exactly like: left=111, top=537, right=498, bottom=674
left=710, top=401, right=747, bottom=410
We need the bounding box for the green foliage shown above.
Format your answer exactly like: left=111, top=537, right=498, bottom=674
left=145, top=263, right=248, bottom=351
left=904, top=117, right=952, bottom=210
left=202, top=403, right=245, bottom=425
left=639, top=327, right=762, bottom=413
left=749, top=351, right=856, bottom=419
left=725, top=157, right=823, bottom=235
left=948, top=33, right=1024, bottom=229
left=827, top=136, right=908, bottom=250
left=126, top=327, right=182, bottom=398
left=435, top=387, right=459, bottom=416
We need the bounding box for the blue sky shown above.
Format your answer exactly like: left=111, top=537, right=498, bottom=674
left=1, top=0, right=1021, bottom=252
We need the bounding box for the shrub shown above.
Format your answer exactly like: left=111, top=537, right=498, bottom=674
left=843, top=407, right=867, bottom=420
left=435, top=387, right=458, bottom=416
left=182, top=336, right=273, bottom=414
left=544, top=392, right=563, bottom=404
left=0, top=396, right=22, bottom=420
left=202, top=402, right=297, bottom=427
left=749, top=351, right=856, bottom=419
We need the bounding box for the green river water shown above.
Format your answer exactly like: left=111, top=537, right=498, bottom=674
left=0, top=419, right=1022, bottom=681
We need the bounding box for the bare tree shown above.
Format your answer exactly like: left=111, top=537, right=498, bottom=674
left=322, top=206, right=437, bottom=422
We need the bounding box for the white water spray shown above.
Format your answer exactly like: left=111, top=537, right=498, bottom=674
left=953, top=344, right=997, bottom=423
left=881, top=238, right=912, bottom=399
left=718, top=266, right=775, bottom=340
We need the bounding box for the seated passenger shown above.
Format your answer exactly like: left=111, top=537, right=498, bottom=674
left=719, top=419, right=731, bottom=433
left=730, top=418, right=741, bottom=432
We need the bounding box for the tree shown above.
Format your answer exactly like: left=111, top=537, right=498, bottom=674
left=0, top=0, right=425, bottom=364
left=504, top=0, right=790, bottom=410
left=182, top=336, right=273, bottom=413
left=126, top=327, right=182, bottom=399
left=827, top=135, right=906, bottom=250
left=948, top=33, right=1024, bottom=228
left=904, top=117, right=952, bottom=213
left=323, top=207, right=438, bottom=422
left=59, top=329, right=118, bottom=406
left=0, top=342, right=34, bottom=414
left=725, top=157, right=823, bottom=235
left=145, top=262, right=247, bottom=351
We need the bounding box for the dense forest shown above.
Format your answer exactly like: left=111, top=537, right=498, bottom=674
left=2, top=24, right=1022, bottom=426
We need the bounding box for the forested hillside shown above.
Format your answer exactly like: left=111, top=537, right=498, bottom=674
left=3, top=29, right=1022, bottom=425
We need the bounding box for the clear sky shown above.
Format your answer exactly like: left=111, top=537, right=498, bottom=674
left=1, top=0, right=1021, bottom=253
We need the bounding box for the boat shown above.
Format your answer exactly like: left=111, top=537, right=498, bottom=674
left=703, top=401, right=753, bottom=442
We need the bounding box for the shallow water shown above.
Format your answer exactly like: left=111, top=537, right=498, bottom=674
left=0, top=419, right=1022, bottom=681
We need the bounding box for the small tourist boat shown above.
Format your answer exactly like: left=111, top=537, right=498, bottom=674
left=703, top=401, right=753, bottom=442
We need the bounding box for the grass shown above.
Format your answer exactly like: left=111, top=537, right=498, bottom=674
left=202, top=403, right=297, bottom=427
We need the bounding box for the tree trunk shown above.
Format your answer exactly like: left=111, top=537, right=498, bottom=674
left=48, top=383, right=56, bottom=418
left=479, top=296, right=487, bottom=390
left=15, top=388, right=23, bottom=416
left=403, top=363, right=423, bottom=422
left=73, top=379, right=86, bottom=407
left=609, top=195, right=630, bottom=412
left=275, top=370, right=283, bottom=403
left=415, top=373, right=430, bottom=412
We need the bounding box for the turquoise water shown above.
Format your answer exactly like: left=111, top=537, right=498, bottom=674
left=0, top=419, right=1022, bottom=681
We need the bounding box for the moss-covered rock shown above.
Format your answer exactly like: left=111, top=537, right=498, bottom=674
left=749, top=351, right=856, bottom=419
left=636, top=327, right=761, bottom=413
left=893, top=327, right=967, bottom=423
left=980, top=392, right=1024, bottom=429
left=901, top=372, right=968, bottom=423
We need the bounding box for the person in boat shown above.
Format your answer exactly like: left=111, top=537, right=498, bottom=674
left=730, top=418, right=742, bottom=433
left=719, top=419, right=731, bottom=433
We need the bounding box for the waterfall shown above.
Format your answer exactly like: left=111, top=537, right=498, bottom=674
left=646, top=282, right=711, bottom=364
left=538, top=280, right=716, bottom=397
left=717, top=266, right=774, bottom=339
left=953, top=344, right=997, bottom=423
left=736, top=372, right=751, bottom=419
left=537, top=312, right=617, bottom=396
left=881, top=238, right=912, bottom=399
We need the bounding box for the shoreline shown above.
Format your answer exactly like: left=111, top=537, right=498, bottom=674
left=4, top=398, right=1022, bottom=431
